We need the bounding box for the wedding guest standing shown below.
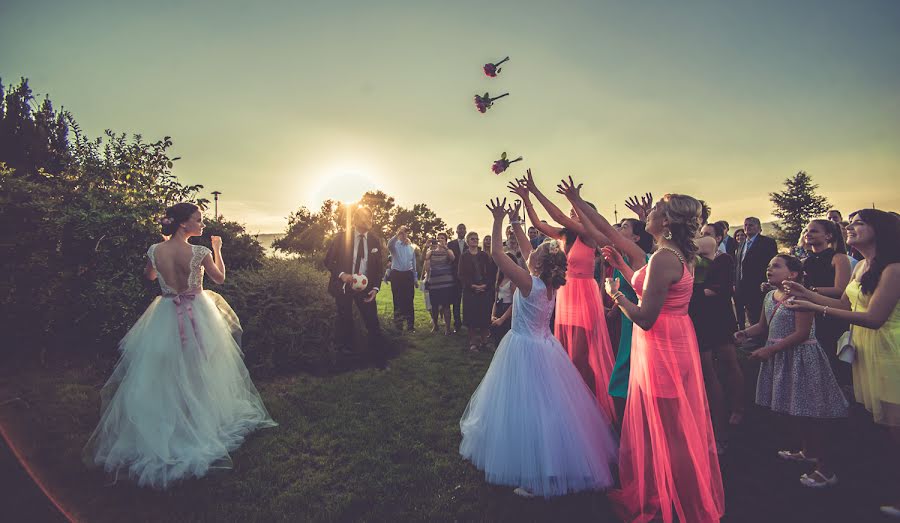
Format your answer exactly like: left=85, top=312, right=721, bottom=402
left=459, top=198, right=617, bottom=499
left=606, top=194, right=724, bottom=523
left=491, top=252, right=517, bottom=344
left=511, top=170, right=617, bottom=422
left=739, top=255, right=848, bottom=488
left=459, top=231, right=493, bottom=351
left=699, top=223, right=745, bottom=428
left=323, top=206, right=388, bottom=368
left=802, top=219, right=852, bottom=387
left=783, top=209, right=900, bottom=514
left=387, top=225, right=418, bottom=332
left=448, top=224, right=467, bottom=331
left=425, top=233, right=456, bottom=335
left=83, top=203, right=277, bottom=488
left=735, top=216, right=778, bottom=330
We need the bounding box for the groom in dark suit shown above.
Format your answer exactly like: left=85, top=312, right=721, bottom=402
left=324, top=206, right=388, bottom=369
left=734, top=216, right=779, bottom=330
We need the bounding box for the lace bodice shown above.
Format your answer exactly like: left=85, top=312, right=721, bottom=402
left=148, top=243, right=211, bottom=295
left=511, top=276, right=555, bottom=337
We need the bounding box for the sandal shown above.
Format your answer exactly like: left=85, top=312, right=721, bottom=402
left=777, top=450, right=817, bottom=463
left=799, top=470, right=838, bottom=488
left=468, top=344, right=479, bottom=352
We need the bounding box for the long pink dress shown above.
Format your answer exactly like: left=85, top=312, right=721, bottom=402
left=610, top=250, right=724, bottom=523
left=554, top=236, right=617, bottom=421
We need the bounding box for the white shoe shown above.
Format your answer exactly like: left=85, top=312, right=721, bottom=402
left=513, top=487, right=535, bottom=498
left=799, top=471, right=838, bottom=488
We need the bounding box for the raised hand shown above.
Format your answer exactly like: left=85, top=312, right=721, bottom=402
left=506, top=199, right=523, bottom=222
left=601, top=246, right=627, bottom=271
left=624, top=192, right=653, bottom=221
left=521, top=168, right=539, bottom=193
left=211, top=235, right=223, bottom=250
left=555, top=176, right=584, bottom=202
left=507, top=178, right=530, bottom=200
left=486, top=197, right=508, bottom=221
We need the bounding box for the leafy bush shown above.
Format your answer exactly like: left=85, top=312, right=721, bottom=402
left=213, top=258, right=342, bottom=374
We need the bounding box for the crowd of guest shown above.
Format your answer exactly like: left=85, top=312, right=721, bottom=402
left=378, top=174, right=899, bottom=519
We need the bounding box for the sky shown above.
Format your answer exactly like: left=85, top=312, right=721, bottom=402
left=2, top=0, right=899, bottom=235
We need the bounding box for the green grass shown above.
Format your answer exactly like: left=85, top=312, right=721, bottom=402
left=3, top=283, right=617, bottom=522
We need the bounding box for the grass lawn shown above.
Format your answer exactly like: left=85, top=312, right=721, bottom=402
left=1, top=282, right=896, bottom=522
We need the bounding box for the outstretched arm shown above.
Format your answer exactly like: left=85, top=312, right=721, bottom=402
left=521, top=168, right=587, bottom=237
left=506, top=199, right=532, bottom=261
left=509, top=178, right=563, bottom=240
left=487, top=197, right=533, bottom=296
left=557, top=176, right=647, bottom=270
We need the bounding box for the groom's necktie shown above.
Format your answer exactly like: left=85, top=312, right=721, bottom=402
left=353, top=233, right=365, bottom=274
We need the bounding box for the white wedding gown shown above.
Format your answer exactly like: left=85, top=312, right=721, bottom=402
left=83, top=243, right=277, bottom=489
left=459, top=276, right=618, bottom=497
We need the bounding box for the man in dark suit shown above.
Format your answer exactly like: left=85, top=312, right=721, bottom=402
left=734, top=216, right=778, bottom=330
left=447, top=223, right=467, bottom=331
left=715, top=220, right=738, bottom=258
left=324, top=206, right=388, bottom=369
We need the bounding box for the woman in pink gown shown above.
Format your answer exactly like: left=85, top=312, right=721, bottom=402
left=564, top=183, right=724, bottom=523
left=509, top=170, right=616, bottom=421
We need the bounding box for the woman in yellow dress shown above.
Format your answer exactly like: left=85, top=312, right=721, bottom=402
left=783, top=209, right=900, bottom=516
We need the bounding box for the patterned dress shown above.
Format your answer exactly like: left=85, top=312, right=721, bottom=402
left=755, top=291, right=848, bottom=418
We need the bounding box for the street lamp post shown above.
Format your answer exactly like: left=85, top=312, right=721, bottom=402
left=211, top=191, right=221, bottom=221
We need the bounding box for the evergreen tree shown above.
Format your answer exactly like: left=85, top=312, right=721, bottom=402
left=769, top=171, right=830, bottom=247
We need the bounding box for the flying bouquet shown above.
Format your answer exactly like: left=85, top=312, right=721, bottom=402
left=474, top=92, right=509, bottom=113
left=483, top=56, right=510, bottom=77
left=492, top=152, right=523, bottom=174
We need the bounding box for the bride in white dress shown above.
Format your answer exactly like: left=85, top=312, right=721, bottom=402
left=83, top=203, right=277, bottom=489
left=460, top=198, right=617, bottom=498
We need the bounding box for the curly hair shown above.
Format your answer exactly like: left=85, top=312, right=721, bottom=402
left=530, top=240, right=568, bottom=290
left=659, top=194, right=702, bottom=261
left=161, top=202, right=199, bottom=236
left=849, top=209, right=900, bottom=295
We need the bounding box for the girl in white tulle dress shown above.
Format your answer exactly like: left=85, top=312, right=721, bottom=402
left=460, top=198, right=617, bottom=498
left=83, top=203, right=276, bottom=489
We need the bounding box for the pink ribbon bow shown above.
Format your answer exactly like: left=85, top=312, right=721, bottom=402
left=165, top=291, right=207, bottom=359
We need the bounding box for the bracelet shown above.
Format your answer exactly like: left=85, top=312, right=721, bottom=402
left=612, top=292, right=625, bottom=302
left=510, top=220, right=523, bottom=225
left=822, top=306, right=829, bottom=317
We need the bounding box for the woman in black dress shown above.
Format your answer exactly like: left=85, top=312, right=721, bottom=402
left=459, top=231, right=494, bottom=351
left=694, top=225, right=745, bottom=450
left=802, top=219, right=852, bottom=387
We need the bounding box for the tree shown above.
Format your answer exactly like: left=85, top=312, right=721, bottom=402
left=769, top=171, right=830, bottom=247
left=274, top=195, right=449, bottom=257
left=391, top=203, right=447, bottom=246
left=194, top=218, right=264, bottom=271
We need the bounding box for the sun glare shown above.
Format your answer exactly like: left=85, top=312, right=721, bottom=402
left=307, top=167, right=379, bottom=208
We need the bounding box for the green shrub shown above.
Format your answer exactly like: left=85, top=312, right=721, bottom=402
left=213, top=258, right=344, bottom=374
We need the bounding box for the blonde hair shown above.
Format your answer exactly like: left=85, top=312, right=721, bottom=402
left=659, top=194, right=702, bottom=260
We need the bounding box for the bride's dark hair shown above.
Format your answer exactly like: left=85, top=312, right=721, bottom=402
left=531, top=240, right=568, bottom=290
left=161, top=203, right=199, bottom=236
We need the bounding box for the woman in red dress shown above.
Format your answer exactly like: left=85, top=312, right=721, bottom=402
left=564, top=182, right=724, bottom=523
left=508, top=170, right=616, bottom=422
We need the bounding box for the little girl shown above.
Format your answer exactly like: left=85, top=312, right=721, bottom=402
left=736, top=254, right=848, bottom=488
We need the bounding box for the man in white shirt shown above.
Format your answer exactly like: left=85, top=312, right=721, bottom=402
left=388, top=225, right=418, bottom=331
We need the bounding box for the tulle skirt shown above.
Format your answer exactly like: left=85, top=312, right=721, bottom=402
left=610, top=313, right=724, bottom=523
left=554, top=276, right=617, bottom=422
left=83, top=291, right=277, bottom=489
left=459, top=329, right=618, bottom=498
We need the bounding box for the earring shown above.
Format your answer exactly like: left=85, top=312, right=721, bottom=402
left=664, top=230, right=673, bottom=240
